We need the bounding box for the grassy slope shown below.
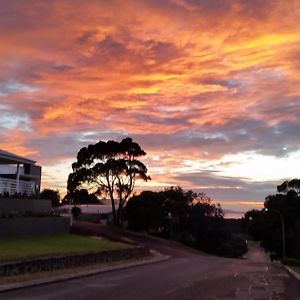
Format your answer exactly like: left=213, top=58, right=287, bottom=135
left=0, top=234, right=129, bottom=262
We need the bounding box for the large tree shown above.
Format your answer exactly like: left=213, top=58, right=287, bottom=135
left=125, top=187, right=246, bottom=257
left=67, top=138, right=150, bottom=225
left=243, top=179, right=300, bottom=258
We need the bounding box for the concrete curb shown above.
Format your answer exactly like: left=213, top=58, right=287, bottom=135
left=284, top=265, right=300, bottom=282
left=0, top=251, right=170, bottom=293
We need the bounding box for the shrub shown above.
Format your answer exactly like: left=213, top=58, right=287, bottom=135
left=71, top=206, right=81, bottom=218
left=217, top=237, right=248, bottom=258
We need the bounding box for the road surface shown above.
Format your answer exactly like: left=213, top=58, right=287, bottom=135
left=1, top=224, right=299, bottom=299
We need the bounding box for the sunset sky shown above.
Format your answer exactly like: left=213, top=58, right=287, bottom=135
left=1, top=0, right=300, bottom=217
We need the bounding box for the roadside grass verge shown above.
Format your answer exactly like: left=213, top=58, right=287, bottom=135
left=0, top=234, right=130, bottom=262
left=281, top=257, right=300, bottom=275
left=293, top=267, right=300, bottom=275
left=281, top=257, right=300, bottom=267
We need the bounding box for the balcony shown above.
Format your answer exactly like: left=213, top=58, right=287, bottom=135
left=0, top=177, right=35, bottom=196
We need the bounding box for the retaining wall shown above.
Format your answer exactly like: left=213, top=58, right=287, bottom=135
left=0, top=246, right=150, bottom=276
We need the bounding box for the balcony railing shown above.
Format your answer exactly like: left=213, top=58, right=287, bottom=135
left=0, top=178, right=35, bottom=196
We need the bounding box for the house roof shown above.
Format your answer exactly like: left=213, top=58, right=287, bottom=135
left=0, top=150, right=36, bottom=165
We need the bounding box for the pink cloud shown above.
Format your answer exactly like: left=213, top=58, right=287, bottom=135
left=1, top=0, right=300, bottom=213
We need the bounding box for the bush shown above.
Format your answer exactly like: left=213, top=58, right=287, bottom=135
left=216, top=237, right=248, bottom=258
left=39, top=189, right=61, bottom=207
left=71, top=206, right=81, bottom=218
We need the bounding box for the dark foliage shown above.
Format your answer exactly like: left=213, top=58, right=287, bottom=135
left=216, top=237, right=248, bottom=258
left=243, top=179, right=300, bottom=258
left=39, top=189, right=61, bottom=207
left=67, top=138, right=150, bottom=226
left=125, top=187, right=247, bottom=258
left=125, top=191, right=165, bottom=233
left=71, top=206, right=82, bottom=218
left=242, top=209, right=267, bottom=241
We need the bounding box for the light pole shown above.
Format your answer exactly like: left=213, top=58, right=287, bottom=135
left=265, top=208, right=286, bottom=258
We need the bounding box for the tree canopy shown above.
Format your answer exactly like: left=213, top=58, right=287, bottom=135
left=243, top=179, right=300, bottom=258
left=39, top=189, right=61, bottom=207
left=125, top=187, right=245, bottom=257
left=67, top=137, right=150, bottom=225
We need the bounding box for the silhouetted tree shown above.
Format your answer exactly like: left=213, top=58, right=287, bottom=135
left=39, top=188, right=61, bottom=207
left=185, top=199, right=246, bottom=258
left=67, top=138, right=150, bottom=226
left=243, top=179, right=300, bottom=258
left=277, top=179, right=300, bottom=195
left=242, top=209, right=267, bottom=241
left=125, top=187, right=246, bottom=257
left=125, top=191, right=165, bottom=232
left=125, top=187, right=207, bottom=237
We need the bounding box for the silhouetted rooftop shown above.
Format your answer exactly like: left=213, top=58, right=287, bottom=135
left=0, top=150, right=36, bottom=165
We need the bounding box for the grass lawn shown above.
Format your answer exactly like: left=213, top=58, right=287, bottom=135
left=0, top=234, right=130, bottom=262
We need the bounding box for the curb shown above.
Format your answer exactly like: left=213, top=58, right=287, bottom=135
left=0, top=251, right=170, bottom=293
left=284, top=265, right=300, bottom=282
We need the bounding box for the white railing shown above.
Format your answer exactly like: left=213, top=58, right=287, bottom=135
left=0, top=178, right=35, bottom=196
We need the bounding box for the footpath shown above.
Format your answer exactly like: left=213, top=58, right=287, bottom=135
left=245, top=243, right=300, bottom=282
left=245, top=244, right=269, bottom=263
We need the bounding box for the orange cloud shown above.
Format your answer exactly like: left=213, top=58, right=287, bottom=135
left=0, top=129, right=39, bottom=158
left=1, top=0, right=300, bottom=214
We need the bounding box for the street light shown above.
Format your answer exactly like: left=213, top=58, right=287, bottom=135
left=264, top=208, right=286, bottom=258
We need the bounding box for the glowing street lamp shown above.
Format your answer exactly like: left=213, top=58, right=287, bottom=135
left=265, top=208, right=286, bottom=258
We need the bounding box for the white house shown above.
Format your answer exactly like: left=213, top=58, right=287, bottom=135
left=0, top=150, right=41, bottom=196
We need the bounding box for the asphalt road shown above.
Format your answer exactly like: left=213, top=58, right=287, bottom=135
left=1, top=223, right=300, bottom=299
